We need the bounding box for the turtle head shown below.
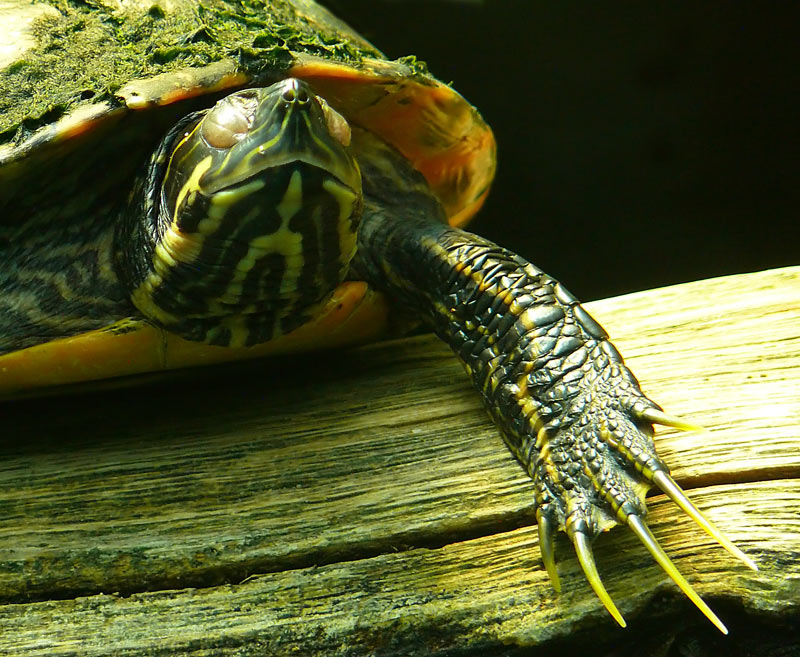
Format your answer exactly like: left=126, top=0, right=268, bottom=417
left=172, top=79, right=359, bottom=199
left=117, top=79, right=363, bottom=347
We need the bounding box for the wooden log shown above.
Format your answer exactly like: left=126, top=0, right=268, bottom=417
left=0, top=266, right=798, bottom=655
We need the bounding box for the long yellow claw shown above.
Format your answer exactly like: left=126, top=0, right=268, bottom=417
left=627, top=514, right=728, bottom=634
left=537, top=512, right=561, bottom=593
left=638, top=407, right=706, bottom=433
left=652, top=470, right=758, bottom=572
left=573, top=531, right=627, bottom=628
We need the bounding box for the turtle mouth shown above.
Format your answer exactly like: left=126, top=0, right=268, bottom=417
left=197, top=80, right=360, bottom=197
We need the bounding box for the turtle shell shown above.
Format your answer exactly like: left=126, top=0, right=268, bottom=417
left=0, top=0, right=496, bottom=395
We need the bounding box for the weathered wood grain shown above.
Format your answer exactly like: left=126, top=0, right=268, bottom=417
left=1, top=482, right=798, bottom=656
left=0, top=265, right=798, bottom=655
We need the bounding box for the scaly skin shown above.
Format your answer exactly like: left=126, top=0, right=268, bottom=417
left=353, top=129, right=754, bottom=630
left=0, top=210, right=129, bottom=355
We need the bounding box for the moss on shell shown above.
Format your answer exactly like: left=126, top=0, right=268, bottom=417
left=0, top=0, right=382, bottom=145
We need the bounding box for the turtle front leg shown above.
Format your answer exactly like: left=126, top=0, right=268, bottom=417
left=355, top=205, right=756, bottom=631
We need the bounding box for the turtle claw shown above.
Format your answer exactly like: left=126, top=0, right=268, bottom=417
left=637, top=407, right=705, bottom=433
left=627, top=513, right=729, bottom=634
left=572, top=530, right=627, bottom=628
left=537, top=510, right=561, bottom=593
left=652, top=470, right=758, bottom=571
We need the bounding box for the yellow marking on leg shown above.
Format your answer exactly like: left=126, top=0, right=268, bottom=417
left=518, top=307, right=542, bottom=331
left=536, top=425, right=550, bottom=450
left=519, top=399, right=538, bottom=420
left=509, top=298, right=525, bottom=315
left=535, top=427, right=565, bottom=497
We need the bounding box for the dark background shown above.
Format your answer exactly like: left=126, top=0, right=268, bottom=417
left=321, top=0, right=798, bottom=301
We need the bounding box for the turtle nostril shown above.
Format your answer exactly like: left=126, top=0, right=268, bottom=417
left=281, top=80, right=311, bottom=106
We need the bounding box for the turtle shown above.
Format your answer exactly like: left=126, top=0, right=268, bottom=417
left=0, top=0, right=755, bottom=631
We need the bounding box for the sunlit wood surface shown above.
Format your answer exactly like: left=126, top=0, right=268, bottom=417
left=1, top=266, right=798, bottom=656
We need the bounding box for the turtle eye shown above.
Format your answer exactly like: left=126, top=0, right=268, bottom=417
left=318, top=97, right=351, bottom=147
left=201, top=93, right=258, bottom=149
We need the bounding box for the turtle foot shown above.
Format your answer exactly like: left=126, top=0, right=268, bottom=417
left=529, top=384, right=754, bottom=632
left=357, top=220, right=756, bottom=630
